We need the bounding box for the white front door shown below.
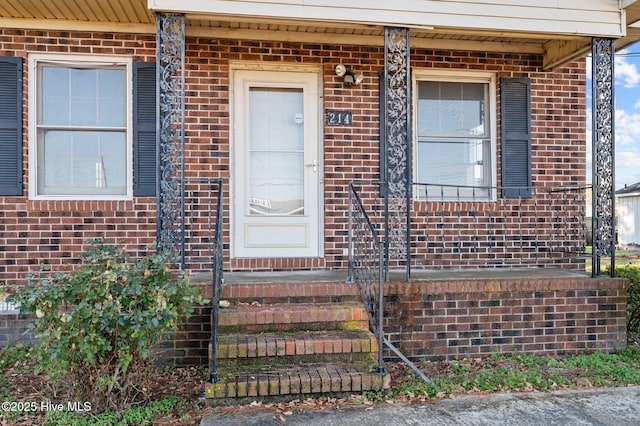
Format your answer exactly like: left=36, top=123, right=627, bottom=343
left=232, top=69, right=321, bottom=258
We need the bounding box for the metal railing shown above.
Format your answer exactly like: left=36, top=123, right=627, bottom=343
left=348, top=182, right=436, bottom=389
left=182, top=178, right=225, bottom=384
left=210, top=178, right=224, bottom=383
left=347, top=182, right=386, bottom=375
left=403, top=183, right=590, bottom=276
left=357, top=182, right=591, bottom=279
left=183, top=178, right=224, bottom=271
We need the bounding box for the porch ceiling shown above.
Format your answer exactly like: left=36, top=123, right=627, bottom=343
left=2, top=0, right=640, bottom=69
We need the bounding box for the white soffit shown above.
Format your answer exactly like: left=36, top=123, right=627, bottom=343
left=148, top=0, right=628, bottom=38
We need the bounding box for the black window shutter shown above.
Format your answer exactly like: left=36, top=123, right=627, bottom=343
left=0, top=56, right=23, bottom=196
left=133, top=62, right=157, bottom=197
left=501, top=77, right=531, bottom=198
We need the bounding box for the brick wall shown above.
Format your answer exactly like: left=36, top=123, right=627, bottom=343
left=0, top=299, right=35, bottom=347
left=159, top=276, right=627, bottom=366
left=0, top=29, right=158, bottom=286
left=0, top=300, right=209, bottom=365
left=154, top=301, right=211, bottom=367
left=0, top=313, right=36, bottom=347
left=384, top=277, right=627, bottom=360
left=0, top=29, right=586, bottom=286
left=1, top=276, right=627, bottom=364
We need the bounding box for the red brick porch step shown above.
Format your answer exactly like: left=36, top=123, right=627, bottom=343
left=204, top=363, right=389, bottom=401
left=216, top=330, right=377, bottom=367
left=204, top=276, right=389, bottom=403
left=217, top=302, right=369, bottom=332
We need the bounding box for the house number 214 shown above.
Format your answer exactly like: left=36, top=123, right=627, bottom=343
left=326, top=110, right=353, bottom=126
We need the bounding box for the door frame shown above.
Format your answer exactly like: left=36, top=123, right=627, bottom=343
left=229, top=62, right=324, bottom=259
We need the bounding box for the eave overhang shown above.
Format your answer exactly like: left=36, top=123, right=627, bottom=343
left=0, top=0, right=639, bottom=70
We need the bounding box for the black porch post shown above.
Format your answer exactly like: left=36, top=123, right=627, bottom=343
left=383, top=27, right=412, bottom=282
left=156, top=13, right=186, bottom=266
left=591, top=38, right=616, bottom=277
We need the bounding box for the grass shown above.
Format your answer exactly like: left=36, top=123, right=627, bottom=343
left=43, top=396, right=186, bottom=426
left=585, top=245, right=640, bottom=274
left=382, top=347, right=640, bottom=402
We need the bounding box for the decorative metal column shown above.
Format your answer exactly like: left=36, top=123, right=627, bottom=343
left=383, top=27, right=412, bottom=281
left=156, top=13, right=186, bottom=265
left=591, top=38, right=616, bottom=277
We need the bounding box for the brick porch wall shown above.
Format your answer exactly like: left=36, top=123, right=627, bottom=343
left=0, top=299, right=36, bottom=347
left=153, top=276, right=627, bottom=367
left=0, top=277, right=628, bottom=362
left=154, top=301, right=212, bottom=367
left=0, top=29, right=585, bottom=286
left=384, top=277, right=627, bottom=360
left=0, top=313, right=36, bottom=347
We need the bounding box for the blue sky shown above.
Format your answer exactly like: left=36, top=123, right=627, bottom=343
left=587, top=47, right=640, bottom=189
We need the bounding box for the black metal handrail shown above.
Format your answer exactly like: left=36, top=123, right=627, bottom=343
left=348, top=182, right=436, bottom=389
left=183, top=178, right=224, bottom=384
left=209, top=178, right=224, bottom=383
left=347, top=182, right=386, bottom=375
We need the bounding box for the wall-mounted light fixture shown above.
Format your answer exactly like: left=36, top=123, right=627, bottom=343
left=335, top=64, right=364, bottom=86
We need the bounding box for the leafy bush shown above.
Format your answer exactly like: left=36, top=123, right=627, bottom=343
left=0, top=343, right=32, bottom=372
left=8, top=240, right=204, bottom=413
left=607, top=264, right=640, bottom=336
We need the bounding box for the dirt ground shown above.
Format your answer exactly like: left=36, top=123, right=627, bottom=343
left=2, top=351, right=635, bottom=426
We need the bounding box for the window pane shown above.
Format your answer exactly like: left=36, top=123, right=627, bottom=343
left=249, top=88, right=304, bottom=151
left=68, top=68, right=98, bottom=126
left=40, top=65, right=125, bottom=127
left=416, top=78, right=493, bottom=199
left=97, top=69, right=126, bottom=126
left=72, top=96, right=97, bottom=127
left=418, top=81, right=487, bottom=137
left=42, top=131, right=72, bottom=188
left=417, top=139, right=489, bottom=188
left=247, top=87, right=305, bottom=215
left=37, top=60, right=128, bottom=197
left=41, top=66, right=70, bottom=125
left=249, top=151, right=304, bottom=215
left=39, top=130, right=126, bottom=195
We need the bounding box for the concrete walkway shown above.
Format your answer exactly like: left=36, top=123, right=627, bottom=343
left=201, top=386, right=640, bottom=425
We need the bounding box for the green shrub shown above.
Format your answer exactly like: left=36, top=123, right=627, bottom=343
left=8, top=240, right=204, bottom=414
left=0, top=343, right=33, bottom=372
left=607, top=264, right=640, bottom=335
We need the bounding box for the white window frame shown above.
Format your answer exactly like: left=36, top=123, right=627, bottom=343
left=412, top=69, right=497, bottom=201
left=28, top=53, right=133, bottom=200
